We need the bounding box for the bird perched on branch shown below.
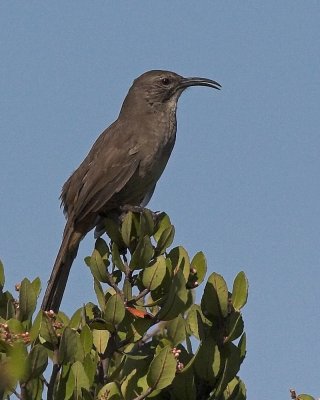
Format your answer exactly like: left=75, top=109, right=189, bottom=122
left=41, top=70, right=221, bottom=312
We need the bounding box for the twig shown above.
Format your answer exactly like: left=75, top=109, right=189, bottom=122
left=127, top=288, right=150, bottom=305
left=140, top=322, right=166, bottom=344
left=101, top=357, right=110, bottom=384
left=105, top=270, right=123, bottom=297
left=290, top=389, right=297, bottom=399
left=10, top=388, right=23, bottom=400
left=122, top=254, right=131, bottom=277
left=47, top=349, right=61, bottom=400
left=132, top=387, right=153, bottom=400
left=40, top=375, right=49, bottom=387
left=185, top=334, right=193, bottom=354
left=20, top=383, right=27, bottom=400
left=100, top=333, right=116, bottom=384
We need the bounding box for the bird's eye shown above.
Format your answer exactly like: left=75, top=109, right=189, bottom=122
left=161, top=77, right=170, bottom=85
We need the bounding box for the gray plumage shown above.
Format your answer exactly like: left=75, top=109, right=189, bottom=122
left=41, top=70, right=221, bottom=312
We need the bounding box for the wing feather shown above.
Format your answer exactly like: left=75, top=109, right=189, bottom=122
left=61, top=120, right=141, bottom=226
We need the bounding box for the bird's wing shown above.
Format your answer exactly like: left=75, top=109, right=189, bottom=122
left=64, top=122, right=141, bottom=225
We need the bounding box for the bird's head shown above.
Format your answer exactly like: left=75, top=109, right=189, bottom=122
left=121, top=70, right=221, bottom=114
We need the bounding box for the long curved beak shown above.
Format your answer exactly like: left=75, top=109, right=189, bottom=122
left=179, top=77, right=221, bottom=90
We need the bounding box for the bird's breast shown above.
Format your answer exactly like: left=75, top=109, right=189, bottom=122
left=138, top=118, right=176, bottom=179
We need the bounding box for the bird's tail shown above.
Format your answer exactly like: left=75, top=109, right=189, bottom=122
left=41, top=222, right=83, bottom=312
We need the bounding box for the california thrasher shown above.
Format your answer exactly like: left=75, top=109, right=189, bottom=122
left=41, top=70, right=221, bottom=312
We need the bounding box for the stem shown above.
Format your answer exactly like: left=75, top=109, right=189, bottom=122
left=140, top=322, right=165, bottom=344
left=10, top=388, right=23, bottom=400
left=186, top=334, right=193, bottom=354
left=127, top=288, right=149, bottom=305
left=47, top=349, right=61, bottom=400
left=101, top=357, right=110, bottom=384
left=105, top=270, right=123, bottom=297
left=40, top=376, right=49, bottom=387
left=122, top=254, right=131, bottom=277
left=20, top=383, right=27, bottom=400
left=100, top=333, right=116, bottom=384
left=132, top=387, right=153, bottom=400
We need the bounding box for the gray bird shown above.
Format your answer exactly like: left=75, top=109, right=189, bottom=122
left=41, top=70, right=221, bottom=312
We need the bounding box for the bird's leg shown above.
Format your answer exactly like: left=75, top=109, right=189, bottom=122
left=120, top=204, right=146, bottom=214
left=120, top=205, right=160, bottom=223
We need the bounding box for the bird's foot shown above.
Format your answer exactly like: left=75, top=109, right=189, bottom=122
left=120, top=205, right=146, bottom=213
left=120, top=205, right=161, bottom=223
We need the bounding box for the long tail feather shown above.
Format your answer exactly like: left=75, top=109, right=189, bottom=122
left=41, top=222, right=83, bottom=312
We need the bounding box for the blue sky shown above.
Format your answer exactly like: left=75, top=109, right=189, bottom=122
left=1, top=2, right=320, bottom=398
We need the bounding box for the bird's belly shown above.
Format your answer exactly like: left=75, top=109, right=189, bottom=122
left=113, top=139, right=175, bottom=207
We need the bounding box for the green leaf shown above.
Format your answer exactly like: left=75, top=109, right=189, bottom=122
left=156, top=270, right=188, bottom=321
left=104, top=217, right=124, bottom=248
left=237, top=380, right=247, bottom=400
left=39, top=312, right=58, bottom=347
left=297, top=395, right=316, bottom=400
left=140, top=209, right=155, bottom=237
left=18, top=278, right=37, bottom=323
left=121, top=367, right=144, bottom=399
left=57, top=311, right=70, bottom=326
left=221, top=377, right=243, bottom=400
left=92, top=329, right=110, bottom=354
left=0, top=290, right=15, bottom=319
left=105, top=293, right=126, bottom=327
left=80, top=325, right=93, bottom=356
left=72, top=360, right=90, bottom=396
left=0, top=260, right=5, bottom=290
left=26, top=377, right=43, bottom=400
left=122, top=315, right=153, bottom=342
left=59, top=327, right=78, bottom=364
left=69, top=308, right=82, bottom=330
left=121, top=212, right=133, bottom=248
left=153, top=213, right=172, bottom=241
left=190, top=251, right=207, bottom=286
left=123, top=351, right=150, bottom=361
left=186, top=304, right=212, bottom=340
left=138, top=374, right=155, bottom=398
left=238, top=332, right=246, bottom=363
left=129, top=235, right=154, bottom=270
left=168, top=246, right=190, bottom=282
left=8, top=341, right=28, bottom=382
left=231, top=271, right=249, bottom=311
left=145, top=257, right=172, bottom=303
left=147, top=345, right=176, bottom=390
left=87, top=249, right=110, bottom=283
left=123, top=278, right=132, bottom=301
left=31, top=277, right=41, bottom=298
left=201, top=272, right=228, bottom=320
left=112, top=270, right=123, bottom=285
left=95, top=237, right=109, bottom=257
left=6, top=318, right=24, bottom=333
left=215, top=342, right=241, bottom=397
left=98, top=382, right=122, bottom=399
left=24, top=344, right=48, bottom=381
left=0, top=338, right=11, bottom=353
left=167, top=315, right=186, bottom=346
left=94, top=279, right=106, bottom=311
left=75, top=333, right=85, bottom=362
left=56, top=364, right=74, bottom=400
left=142, top=256, right=166, bottom=291
left=84, top=302, right=98, bottom=321
left=111, top=243, right=126, bottom=273
left=82, top=353, right=96, bottom=387
left=155, top=225, right=175, bottom=254
left=194, top=337, right=220, bottom=381
left=225, top=312, right=244, bottom=343
left=171, top=367, right=196, bottom=400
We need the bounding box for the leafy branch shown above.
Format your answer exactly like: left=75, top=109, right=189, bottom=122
left=0, top=210, right=251, bottom=400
